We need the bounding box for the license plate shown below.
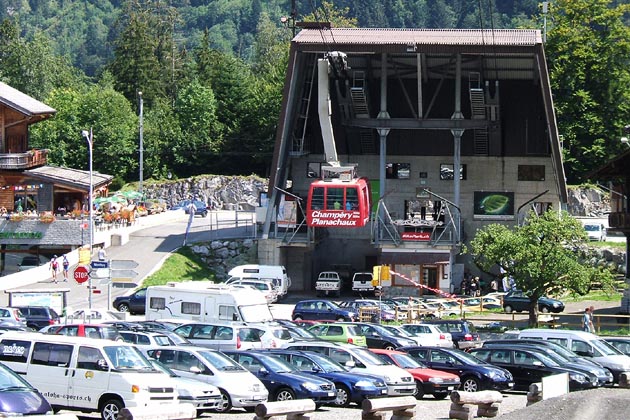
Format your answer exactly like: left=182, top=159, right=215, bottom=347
left=328, top=392, right=335, bottom=397
left=381, top=390, right=387, bottom=394
left=509, top=383, right=514, bottom=387
left=448, top=386, right=454, bottom=390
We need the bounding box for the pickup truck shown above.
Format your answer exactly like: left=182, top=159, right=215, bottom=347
left=316, top=271, right=341, bottom=297
left=352, top=272, right=375, bottom=294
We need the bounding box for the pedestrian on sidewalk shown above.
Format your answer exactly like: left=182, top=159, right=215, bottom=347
left=582, top=307, right=593, bottom=332
left=98, top=247, right=107, bottom=261
left=50, top=256, right=59, bottom=283
left=62, top=255, right=69, bottom=282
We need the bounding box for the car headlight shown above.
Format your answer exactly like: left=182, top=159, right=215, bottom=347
left=486, top=370, right=501, bottom=379
left=428, top=377, right=444, bottom=384
left=355, top=380, right=372, bottom=388
left=302, top=382, right=320, bottom=391
left=383, top=376, right=392, bottom=383
left=569, top=373, right=587, bottom=382
left=553, top=302, right=561, bottom=307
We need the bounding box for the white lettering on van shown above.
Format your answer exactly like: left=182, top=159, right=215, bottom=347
left=2, top=343, right=25, bottom=356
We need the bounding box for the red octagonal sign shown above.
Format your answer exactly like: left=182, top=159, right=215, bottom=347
left=73, top=265, right=90, bottom=284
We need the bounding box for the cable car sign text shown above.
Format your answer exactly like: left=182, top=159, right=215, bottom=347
left=308, top=210, right=362, bottom=227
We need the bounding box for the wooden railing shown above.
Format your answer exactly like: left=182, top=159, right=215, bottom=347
left=0, top=149, right=49, bottom=169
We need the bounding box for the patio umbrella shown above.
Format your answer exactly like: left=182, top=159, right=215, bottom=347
left=116, top=191, right=143, bottom=200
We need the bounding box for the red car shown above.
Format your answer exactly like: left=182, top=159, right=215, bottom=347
left=52, top=324, right=122, bottom=341
left=370, top=348, right=460, bottom=400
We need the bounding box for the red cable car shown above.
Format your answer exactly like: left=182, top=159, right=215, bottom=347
left=306, top=176, right=371, bottom=228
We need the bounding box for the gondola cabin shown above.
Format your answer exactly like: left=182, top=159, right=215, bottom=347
left=306, top=177, right=371, bottom=227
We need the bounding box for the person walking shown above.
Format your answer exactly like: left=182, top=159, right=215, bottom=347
left=489, top=278, right=499, bottom=293
left=589, top=305, right=596, bottom=333
left=62, top=255, right=69, bottom=282
left=582, top=307, right=593, bottom=332
left=50, top=256, right=59, bottom=284
left=98, top=247, right=107, bottom=261
left=469, top=277, right=479, bottom=297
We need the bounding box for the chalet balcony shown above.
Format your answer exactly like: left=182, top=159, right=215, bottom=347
left=0, top=149, right=49, bottom=170
left=608, top=212, right=630, bottom=233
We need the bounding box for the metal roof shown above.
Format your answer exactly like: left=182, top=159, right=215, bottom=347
left=24, top=165, right=113, bottom=191
left=294, top=28, right=541, bottom=49
left=0, top=82, right=56, bottom=116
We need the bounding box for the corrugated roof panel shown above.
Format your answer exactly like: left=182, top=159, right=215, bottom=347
left=0, top=82, right=56, bottom=116
left=294, top=28, right=541, bottom=47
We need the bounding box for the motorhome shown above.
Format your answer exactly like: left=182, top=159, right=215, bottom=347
left=145, top=281, right=274, bottom=323
left=227, top=264, right=291, bottom=299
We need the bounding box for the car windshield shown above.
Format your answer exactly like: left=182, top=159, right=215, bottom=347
left=153, top=335, right=171, bottom=346
left=199, top=350, right=245, bottom=371
left=259, top=355, right=296, bottom=373
left=149, top=359, right=177, bottom=377
left=286, top=327, right=318, bottom=339
left=103, top=345, right=153, bottom=371
left=592, top=339, right=623, bottom=356
left=0, top=363, right=35, bottom=390
left=346, top=325, right=363, bottom=336
left=352, top=348, right=390, bottom=365
left=271, top=328, right=292, bottom=340
left=451, top=350, right=486, bottom=365
left=239, top=304, right=273, bottom=322
left=307, top=353, right=346, bottom=372
left=384, top=326, right=413, bottom=338
left=369, top=324, right=396, bottom=336
left=391, top=353, right=425, bottom=369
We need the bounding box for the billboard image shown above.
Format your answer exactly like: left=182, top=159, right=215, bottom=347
left=474, top=191, right=514, bottom=220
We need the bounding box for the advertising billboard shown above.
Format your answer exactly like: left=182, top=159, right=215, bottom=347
left=473, top=191, right=515, bottom=220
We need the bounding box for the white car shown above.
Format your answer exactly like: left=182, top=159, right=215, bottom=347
left=149, top=359, right=222, bottom=415
left=255, top=325, right=294, bottom=348
left=118, top=330, right=177, bottom=352
left=146, top=346, right=268, bottom=412
left=399, top=323, right=454, bottom=348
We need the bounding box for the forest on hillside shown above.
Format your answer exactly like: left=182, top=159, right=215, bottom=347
left=0, top=0, right=629, bottom=187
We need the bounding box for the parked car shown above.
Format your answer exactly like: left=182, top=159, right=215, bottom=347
left=291, top=300, right=358, bottom=322
left=370, top=348, right=461, bottom=400
left=283, top=325, right=322, bottom=342
left=399, top=346, right=514, bottom=392
left=422, top=320, right=480, bottom=349
left=119, top=330, right=177, bottom=352
left=0, top=306, right=26, bottom=327
left=399, top=323, right=454, bottom=348
left=223, top=351, right=337, bottom=404
left=53, top=323, right=122, bottom=341
left=340, top=322, right=417, bottom=349
left=174, top=200, right=209, bottom=217
left=0, top=358, right=53, bottom=415
left=284, top=341, right=416, bottom=396
left=307, top=323, right=367, bottom=347
left=502, top=290, right=565, bottom=313
left=146, top=346, right=268, bottom=413
left=605, top=337, right=630, bottom=356
left=254, top=325, right=294, bottom=349
left=379, top=325, right=430, bottom=347
left=337, top=300, right=397, bottom=322
left=264, top=349, right=388, bottom=407
left=13, top=306, right=60, bottom=330
left=148, top=359, right=222, bottom=415
left=17, top=255, right=47, bottom=271
left=483, top=339, right=613, bottom=386
left=173, top=322, right=263, bottom=350
left=468, top=346, right=597, bottom=391
left=113, top=288, right=147, bottom=315
left=351, top=272, right=375, bottom=294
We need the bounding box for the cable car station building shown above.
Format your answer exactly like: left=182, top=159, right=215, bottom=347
left=261, top=27, right=567, bottom=296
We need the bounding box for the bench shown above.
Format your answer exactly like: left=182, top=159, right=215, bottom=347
left=449, top=390, right=503, bottom=419
left=254, top=399, right=316, bottom=420
left=361, top=396, right=416, bottom=420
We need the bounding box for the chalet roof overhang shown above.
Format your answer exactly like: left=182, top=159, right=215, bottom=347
left=587, top=149, right=630, bottom=180
left=24, top=166, right=112, bottom=192
left=0, top=82, right=56, bottom=121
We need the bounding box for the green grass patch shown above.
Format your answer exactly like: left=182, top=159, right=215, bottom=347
left=142, top=246, right=216, bottom=287
left=564, top=290, right=623, bottom=303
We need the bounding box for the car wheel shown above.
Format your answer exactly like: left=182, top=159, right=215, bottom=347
left=461, top=376, right=480, bottom=392
left=413, top=380, right=424, bottom=400
left=116, top=303, right=129, bottom=313
left=275, top=388, right=296, bottom=401
left=202, top=211, right=208, bottom=217
left=383, top=343, right=396, bottom=351
left=433, top=392, right=449, bottom=400
left=214, top=389, right=232, bottom=413
left=541, top=306, right=550, bottom=313
left=293, top=315, right=303, bottom=321
left=504, top=305, right=513, bottom=313
left=100, top=398, right=124, bottom=420
left=334, top=384, right=351, bottom=407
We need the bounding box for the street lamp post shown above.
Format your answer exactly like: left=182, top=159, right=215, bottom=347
left=138, top=91, right=144, bottom=194
left=81, top=128, right=94, bottom=310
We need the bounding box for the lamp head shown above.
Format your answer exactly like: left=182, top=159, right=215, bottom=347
left=622, top=137, right=629, bottom=146
left=81, top=130, right=89, bottom=139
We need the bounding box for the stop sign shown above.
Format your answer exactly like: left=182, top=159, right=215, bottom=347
left=74, top=265, right=90, bottom=284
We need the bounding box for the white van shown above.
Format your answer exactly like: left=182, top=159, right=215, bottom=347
left=145, top=281, right=274, bottom=323
left=227, top=265, right=291, bottom=298
left=0, top=332, right=178, bottom=420
left=517, top=328, right=630, bottom=382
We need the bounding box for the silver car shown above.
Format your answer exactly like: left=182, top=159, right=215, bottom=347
left=0, top=307, right=26, bottom=327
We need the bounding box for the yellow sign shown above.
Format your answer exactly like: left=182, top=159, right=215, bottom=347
left=78, top=247, right=91, bottom=265
left=372, top=266, right=381, bottom=287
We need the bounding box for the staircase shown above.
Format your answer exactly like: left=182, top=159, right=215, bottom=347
left=291, top=59, right=317, bottom=156
left=469, top=72, right=489, bottom=156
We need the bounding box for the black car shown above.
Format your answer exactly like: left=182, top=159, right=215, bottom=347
left=223, top=351, right=337, bottom=404
left=605, top=337, right=630, bottom=356
left=502, top=290, right=565, bottom=313
left=339, top=322, right=417, bottom=349
left=13, top=306, right=59, bottom=330
left=113, top=288, right=147, bottom=315
left=482, top=339, right=613, bottom=386
left=399, top=346, right=514, bottom=392
left=468, top=346, right=597, bottom=391
left=262, top=349, right=388, bottom=406
left=291, top=300, right=358, bottom=322
left=422, top=319, right=480, bottom=349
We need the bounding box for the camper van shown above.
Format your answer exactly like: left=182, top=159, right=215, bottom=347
left=145, top=282, right=274, bottom=324
left=227, top=265, right=291, bottom=299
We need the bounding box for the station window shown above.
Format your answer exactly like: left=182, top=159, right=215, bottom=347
left=518, top=165, right=545, bottom=181
left=386, top=163, right=411, bottom=179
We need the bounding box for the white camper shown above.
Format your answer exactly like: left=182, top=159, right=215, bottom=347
left=227, top=264, right=291, bottom=298
left=145, top=281, right=273, bottom=323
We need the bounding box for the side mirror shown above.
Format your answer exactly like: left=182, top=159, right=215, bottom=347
left=311, top=365, right=321, bottom=373
left=532, top=361, right=544, bottom=367
left=445, top=361, right=455, bottom=367
left=97, top=359, right=109, bottom=371
left=327, top=307, right=332, bottom=311
left=189, top=366, right=202, bottom=374
left=259, top=367, right=269, bottom=376
left=344, top=360, right=356, bottom=368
